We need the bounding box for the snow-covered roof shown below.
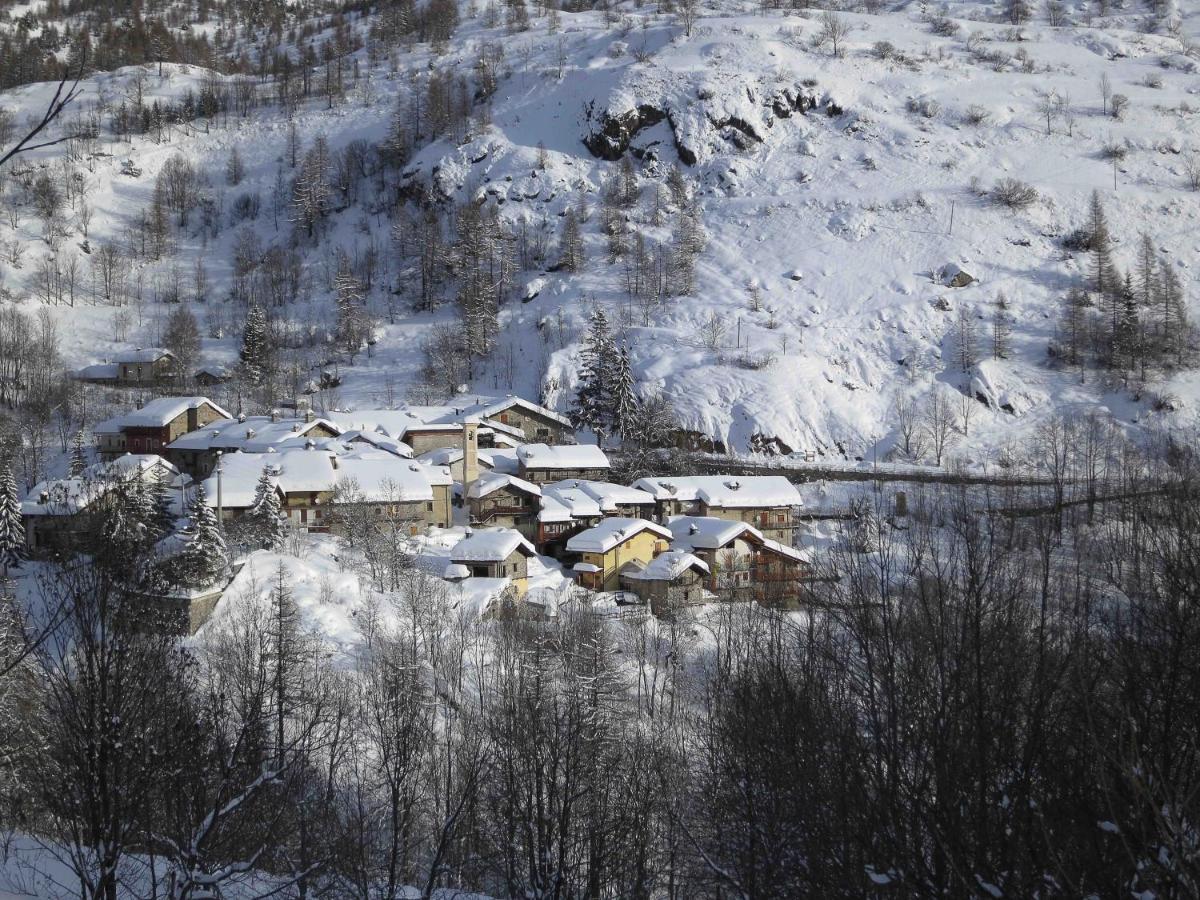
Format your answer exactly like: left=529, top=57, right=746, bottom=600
left=75, top=363, right=118, bottom=379
left=760, top=537, right=808, bottom=565
left=573, top=562, right=600, bottom=573
left=538, top=487, right=601, bottom=523
left=451, top=394, right=572, bottom=428
left=339, top=430, right=414, bottom=458
left=666, top=515, right=764, bottom=551
left=94, top=397, right=231, bottom=433
left=168, top=416, right=342, bottom=452
left=22, top=454, right=179, bottom=516
left=632, top=476, right=801, bottom=509
left=518, top=443, right=609, bottom=471
left=622, top=551, right=709, bottom=581
left=543, top=479, right=654, bottom=512
left=565, top=517, right=671, bottom=554
left=443, top=563, right=470, bottom=580
left=450, top=529, right=535, bottom=563
left=199, top=448, right=441, bottom=509
left=114, top=347, right=174, bottom=364
left=467, top=471, right=542, bottom=500
left=327, top=408, right=527, bottom=442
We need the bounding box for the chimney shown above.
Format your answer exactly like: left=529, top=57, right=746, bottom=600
left=270, top=410, right=280, bottom=423
left=304, top=409, right=315, bottom=423
left=894, top=490, right=908, bottom=518
left=462, top=416, right=480, bottom=489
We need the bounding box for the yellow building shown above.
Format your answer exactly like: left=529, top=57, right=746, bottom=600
left=566, top=517, right=672, bottom=593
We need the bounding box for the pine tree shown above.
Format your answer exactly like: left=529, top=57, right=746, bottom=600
left=179, top=484, right=228, bottom=588
left=70, top=431, right=89, bottom=477
left=292, top=135, right=331, bottom=239
left=0, top=465, right=24, bottom=574
left=240, top=304, right=270, bottom=385
left=248, top=470, right=287, bottom=551
left=573, top=307, right=618, bottom=443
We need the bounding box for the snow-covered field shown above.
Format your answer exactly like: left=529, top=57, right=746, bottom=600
left=2, top=0, right=1199, bottom=465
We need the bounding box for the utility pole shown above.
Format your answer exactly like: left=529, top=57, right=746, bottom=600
left=215, top=450, right=224, bottom=532
left=948, top=201, right=955, bottom=236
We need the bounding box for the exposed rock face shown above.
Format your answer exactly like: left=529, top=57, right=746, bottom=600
left=583, top=104, right=668, bottom=160
left=582, top=82, right=824, bottom=165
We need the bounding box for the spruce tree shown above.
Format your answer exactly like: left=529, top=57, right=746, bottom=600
left=70, top=431, right=88, bottom=477
left=248, top=470, right=288, bottom=551
left=240, top=304, right=270, bottom=385
left=150, top=470, right=177, bottom=540
left=573, top=307, right=618, bottom=443
left=0, top=465, right=24, bottom=574
left=179, top=484, right=229, bottom=588
left=614, top=347, right=638, bottom=440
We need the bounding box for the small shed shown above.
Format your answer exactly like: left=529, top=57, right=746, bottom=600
left=620, top=551, right=711, bottom=617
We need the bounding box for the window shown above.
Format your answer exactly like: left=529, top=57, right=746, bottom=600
left=536, top=427, right=549, bottom=437
left=427, top=501, right=434, bottom=512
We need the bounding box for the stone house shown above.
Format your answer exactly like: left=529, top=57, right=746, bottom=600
left=620, top=551, right=711, bottom=617
left=448, top=529, right=536, bottom=597
left=565, top=517, right=672, bottom=593
left=22, top=455, right=182, bottom=553
left=95, top=397, right=231, bottom=459
left=166, top=413, right=342, bottom=478
left=203, top=449, right=453, bottom=534
left=467, top=472, right=542, bottom=540
left=632, top=476, right=802, bottom=542
left=667, top=515, right=813, bottom=605
left=535, top=480, right=656, bottom=555
left=517, top=444, right=610, bottom=484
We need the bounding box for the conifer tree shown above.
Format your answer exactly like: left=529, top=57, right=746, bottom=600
left=334, top=251, right=368, bottom=363
left=992, top=292, right=1012, bottom=360
left=0, top=465, right=24, bottom=574
left=559, top=208, right=583, bottom=273
left=179, top=484, right=228, bottom=588
left=614, top=347, right=638, bottom=440
left=248, top=470, right=288, bottom=551
left=1088, top=190, right=1115, bottom=298
left=150, top=470, right=177, bottom=540
left=240, top=304, right=270, bottom=385
left=573, top=307, right=617, bottom=443
left=70, top=431, right=88, bottom=477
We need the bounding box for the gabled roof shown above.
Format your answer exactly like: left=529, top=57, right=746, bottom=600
left=518, top=443, right=609, bottom=471
left=565, top=517, right=671, bottom=554
left=544, top=479, right=654, bottom=511
left=22, top=454, right=179, bottom=516
left=632, top=476, right=802, bottom=509
left=467, top=472, right=542, bottom=500
left=450, top=529, right=536, bottom=563
left=94, top=397, right=231, bottom=434
left=666, top=515, right=764, bottom=551
left=622, top=550, right=709, bottom=581
left=452, top=394, right=573, bottom=428
left=114, top=347, right=175, bottom=364
left=167, top=416, right=342, bottom=452
left=199, top=448, right=440, bottom=509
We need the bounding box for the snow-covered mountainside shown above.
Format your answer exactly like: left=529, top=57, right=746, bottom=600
left=2, top=0, right=1199, bottom=464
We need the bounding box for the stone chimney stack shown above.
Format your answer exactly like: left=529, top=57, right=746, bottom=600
left=462, top=416, right=480, bottom=488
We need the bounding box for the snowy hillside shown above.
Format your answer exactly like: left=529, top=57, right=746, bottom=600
left=2, top=0, right=1199, bottom=464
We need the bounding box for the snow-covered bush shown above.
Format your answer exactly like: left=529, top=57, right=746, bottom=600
left=991, top=177, right=1039, bottom=210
